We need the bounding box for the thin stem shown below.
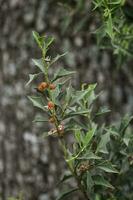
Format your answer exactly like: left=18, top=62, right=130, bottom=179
left=58, top=138, right=89, bottom=200
left=42, top=49, right=89, bottom=200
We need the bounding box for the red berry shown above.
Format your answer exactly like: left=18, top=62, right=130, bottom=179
left=48, top=101, right=55, bottom=110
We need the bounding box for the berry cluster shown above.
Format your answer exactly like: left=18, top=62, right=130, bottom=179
left=37, top=82, right=56, bottom=92
left=37, top=81, right=64, bottom=137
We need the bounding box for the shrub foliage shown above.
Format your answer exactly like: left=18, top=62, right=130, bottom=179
left=26, top=31, right=133, bottom=200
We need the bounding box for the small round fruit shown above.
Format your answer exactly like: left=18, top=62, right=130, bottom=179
left=48, top=101, right=55, bottom=110
left=37, top=82, right=48, bottom=92
left=49, top=83, right=56, bottom=90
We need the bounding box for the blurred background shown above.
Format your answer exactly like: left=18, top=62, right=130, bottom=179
left=0, top=0, right=133, bottom=199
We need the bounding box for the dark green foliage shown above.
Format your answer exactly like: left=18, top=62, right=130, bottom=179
left=26, top=31, right=133, bottom=200
left=59, top=0, right=133, bottom=65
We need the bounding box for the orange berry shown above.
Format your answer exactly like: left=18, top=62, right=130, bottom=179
left=37, top=82, right=48, bottom=92
left=49, top=83, right=56, bottom=90
left=48, top=101, right=55, bottom=110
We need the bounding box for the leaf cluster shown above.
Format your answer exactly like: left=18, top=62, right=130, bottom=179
left=93, top=0, right=133, bottom=65
left=58, top=0, right=133, bottom=65
left=27, top=31, right=133, bottom=200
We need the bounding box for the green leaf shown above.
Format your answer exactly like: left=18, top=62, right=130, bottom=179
left=51, top=52, right=67, bottom=64
left=32, top=58, right=46, bottom=73
left=123, top=137, right=130, bottom=146
left=119, top=115, right=133, bottom=136
left=77, top=152, right=101, bottom=160
left=93, top=176, right=114, bottom=189
left=32, top=31, right=44, bottom=49
left=85, top=84, right=97, bottom=106
left=74, top=129, right=83, bottom=148
left=73, top=83, right=97, bottom=105
left=108, top=0, right=123, bottom=5
left=87, top=172, right=94, bottom=192
left=28, top=96, right=45, bottom=110
left=52, top=68, right=76, bottom=82
left=51, top=84, right=60, bottom=103
left=73, top=90, right=89, bottom=103
left=32, top=31, right=41, bottom=47
left=96, top=107, right=111, bottom=116
left=104, top=128, right=119, bottom=137
left=97, top=163, right=119, bottom=173
left=92, top=0, right=102, bottom=10
left=83, top=124, right=97, bottom=146
left=96, top=132, right=110, bottom=154
left=63, top=85, right=74, bottom=110
left=26, top=72, right=42, bottom=86
left=56, top=188, right=79, bottom=200
left=32, top=31, right=54, bottom=50
left=106, top=14, right=114, bottom=39
left=66, top=85, right=73, bottom=101
left=33, top=116, right=48, bottom=123
left=65, top=109, right=90, bottom=119
left=44, top=36, right=54, bottom=49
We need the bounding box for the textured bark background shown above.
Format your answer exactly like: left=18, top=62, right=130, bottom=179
left=0, top=0, right=133, bottom=200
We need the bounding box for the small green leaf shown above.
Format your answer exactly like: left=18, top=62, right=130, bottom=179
left=93, top=176, right=114, bottom=189
left=51, top=84, right=60, bottom=103
left=51, top=52, right=67, bottom=64
left=65, top=109, right=90, bottom=119
left=26, top=72, right=42, bottom=86
left=96, top=132, right=110, bottom=154
left=66, top=85, right=73, bottom=101
left=32, top=31, right=41, bottom=47
left=56, top=188, right=79, bottom=200
left=106, top=14, right=114, bottom=39
left=77, top=152, right=101, bottom=160
left=32, top=31, right=44, bottom=49
left=44, top=36, right=54, bottom=49
left=104, top=128, right=119, bottom=137
left=123, top=137, right=130, bottom=146
left=97, top=163, right=119, bottom=173
left=119, top=115, right=133, bottom=136
left=73, top=83, right=97, bottom=105
left=96, top=107, right=111, bottom=116
left=28, top=96, right=45, bottom=110
left=33, top=116, right=48, bottom=123
left=52, top=68, right=76, bottom=82
left=73, top=90, right=89, bottom=103
left=32, top=31, right=54, bottom=50
left=83, top=124, right=97, bottom=146
left=32, top=58, right=46, bottom=73
left=87, top=171, right=94, bottom=192
left=74, top=129, right=83, bottom=148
